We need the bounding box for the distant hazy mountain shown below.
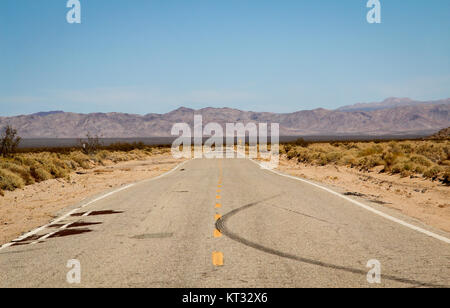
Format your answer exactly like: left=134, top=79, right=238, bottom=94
left=337, top=97, right=450, bottom=112
left=0, top=99, right=449, bottom=138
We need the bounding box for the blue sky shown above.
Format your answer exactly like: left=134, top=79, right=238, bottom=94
left=0, top=0, right=449, bottom=116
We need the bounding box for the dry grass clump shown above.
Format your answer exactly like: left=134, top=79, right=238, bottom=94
left=0, top=145, right=170, bottom=194
left=282, top=140, right=450, bottom=183
left=0, top=168, right=25, bottom=191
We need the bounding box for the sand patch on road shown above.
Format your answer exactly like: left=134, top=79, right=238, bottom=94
left=0, top=154, right=184, bottom=245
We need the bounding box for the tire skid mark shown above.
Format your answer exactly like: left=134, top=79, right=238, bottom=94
left=216, top=196, right=448, bottom=288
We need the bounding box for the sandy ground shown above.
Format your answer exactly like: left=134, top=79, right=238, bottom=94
left=0, top=153, right=184, bottom=245
left=276, top=155, right=450, bottom=233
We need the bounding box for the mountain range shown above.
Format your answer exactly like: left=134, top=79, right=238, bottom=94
left=337, top=97, right=450, bottom=112
left=0, top=98, right=449, bottom=138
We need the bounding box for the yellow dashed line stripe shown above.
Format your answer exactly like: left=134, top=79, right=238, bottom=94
left=212, top=251, right=224, bottom=266
left=214, top=229, right=222, bottom=238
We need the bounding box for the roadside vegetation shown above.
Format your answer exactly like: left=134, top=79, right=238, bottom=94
left=281, top=139, right=450, bottom=185
left=0, top=129, right=171, bottom=196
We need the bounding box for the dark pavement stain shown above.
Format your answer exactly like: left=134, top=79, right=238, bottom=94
left=49, top=228, right=92, bottom=238
left=344, top=192, right=391, bottom=205
left=69, top=221, right=102, bottom=228
left=12, top=235, right=42, bottom=243
left=50, top=221, right=102, bottom=228
left=89, top=210, right=124, bottom=216
left=132, top=233, right=173, bottom=239
left=71, top=210, right=123, bottom=217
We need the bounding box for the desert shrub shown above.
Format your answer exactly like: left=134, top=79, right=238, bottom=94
left=358, top=144, right=383, bottom=157
left=293, top=138, right=309, bottom=148
left=286, top=149, right=298, bottom=160
left=69, top=151, right=91, bottom=169
left=409, top=155, right=433, bottom=167
left=382, top=152, right=400, bottom=170
left=0, top=125, right=21, bottom=157
left=47, top=162, right=69, bottom=179
left=341, top=154, right=357, bottom=166
left=30, top=166, right=52, bottom=182
left=423, top=166, right=442, bottom=179
left=283, top=144, right=292, bottom=154
left=323, top=152, right=343, bottom=164
left=0, top=161, right=34, bottom=185
left=0, top=168, right=25, bottom=190
left=416, top=142, right=447, bottom=163
left=96, top=150, right=110, bottom=160
left=399, top=142, right=413, bottom=154
left=78, top=133, right=102, bottom=155
left=356, top=154, right=384, bottom=170
left=296, top=149, right=315, bottom=164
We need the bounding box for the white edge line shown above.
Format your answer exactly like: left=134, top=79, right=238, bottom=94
left=249, top=159, right=450, bottom=245
left=0, top=159, right=190, bottom=251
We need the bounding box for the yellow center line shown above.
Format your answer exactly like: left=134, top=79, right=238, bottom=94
left=212, top=251, right=224, bottom=266
left=213, top=160, right=224, bottom=267
left=214, top=229, right=222, bottom=238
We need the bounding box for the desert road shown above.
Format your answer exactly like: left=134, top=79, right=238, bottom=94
left=1, top=155, right=449, bottom=288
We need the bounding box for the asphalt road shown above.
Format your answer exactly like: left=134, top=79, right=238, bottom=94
left=1, top=156, right=449, bottom=288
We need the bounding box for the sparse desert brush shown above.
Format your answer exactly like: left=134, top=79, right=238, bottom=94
left=96, top=150, right=110, bottom=160
left=69, top=151, right=91, bottom=169
left=318, top=152, right=343, bottom=165
left=0, top=168, right=25, bottom=191
left=356, top=154, right=384, bottom=171
left=283, top=139, right=449, bottom=181
left=409, top=155, right=433, bottom=167
left=0, top=143, right=171, bottom=195
left=423, top=166, right=443, bottom=179
left=30, top=166, right=52, bottom=182
left=0, top=161, right=35, bottom=185
left=357, top=144, right=384, bottom=157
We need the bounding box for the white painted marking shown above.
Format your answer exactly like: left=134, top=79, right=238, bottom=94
left=0, top=159, right=190, bottom=251
left=250, top=159, right=450, bottom=244
left=31, top=222, right=73, bottom=245
left=82, top=211, right=92, bottom=217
